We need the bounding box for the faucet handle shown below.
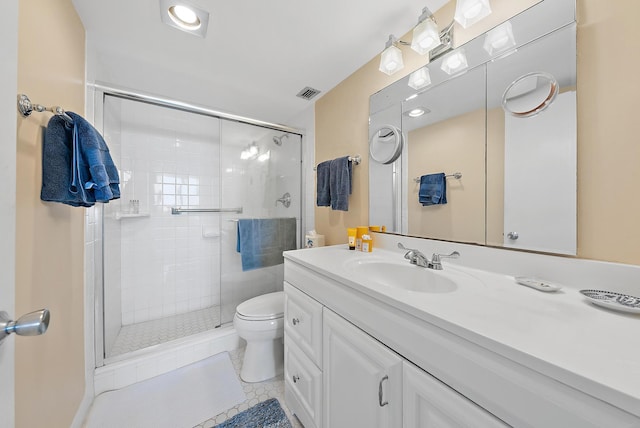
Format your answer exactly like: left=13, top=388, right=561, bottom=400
left=397, top=243, right=417, bottom=260
left=431, top=251, right=460, bottom=263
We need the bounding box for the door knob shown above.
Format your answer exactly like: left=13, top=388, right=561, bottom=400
left=0, top=309, right=50, bottom=342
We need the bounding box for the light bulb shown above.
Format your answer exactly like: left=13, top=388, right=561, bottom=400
left=168, top=5, right=202, bottom=29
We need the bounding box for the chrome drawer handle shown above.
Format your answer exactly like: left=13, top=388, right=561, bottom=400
left=293, top=375, right=300, bottom=383
left=378, top=375, right=389, bottom=407
left=292, top=318, right=300, bottom=326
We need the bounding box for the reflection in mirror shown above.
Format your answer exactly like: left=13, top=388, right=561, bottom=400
left=502, top=72, right=559, bottom=117
left=403, top=66, right=486, bottom=245
left=368, top=0, right=577, bottom=255
left=487, top=24, right=577, bottom=255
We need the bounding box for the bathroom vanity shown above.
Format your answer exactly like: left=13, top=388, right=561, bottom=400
left=283, top=244, right=640, bottom=428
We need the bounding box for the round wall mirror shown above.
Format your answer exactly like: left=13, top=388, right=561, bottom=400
left=369, top=125, right=403, bottom=164
left=502, top=72, right=558, bottom=117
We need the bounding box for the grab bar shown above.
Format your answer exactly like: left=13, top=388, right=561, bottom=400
left=171, top=207, right=243, bottom=215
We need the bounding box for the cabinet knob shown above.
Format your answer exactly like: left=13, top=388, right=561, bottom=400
left=507, top=231, right=519, bottom=240
left=292, top=318, right=300, bottom=326
left=292, top=375, right=300, bottom=383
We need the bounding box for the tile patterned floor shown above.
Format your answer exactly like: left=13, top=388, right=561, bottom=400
left=194, top=347, right=303, bottom=428
left=109, top=306, right=221, bottom=357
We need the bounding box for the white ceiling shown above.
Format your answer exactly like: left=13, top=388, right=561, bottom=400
left=71, top=0, right=448, bottom=126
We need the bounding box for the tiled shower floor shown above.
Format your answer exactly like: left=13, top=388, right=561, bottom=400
left=109, top=306, right=221, bottom=357
left=194, top=347, right=303, bottom=428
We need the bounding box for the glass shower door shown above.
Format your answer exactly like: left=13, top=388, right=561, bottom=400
left=100, top=95, right=223, bottom=361
left=218, top=120, right=302, bottom=323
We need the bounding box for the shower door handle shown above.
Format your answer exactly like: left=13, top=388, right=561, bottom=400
left=0, top=309, right=50, bottom=342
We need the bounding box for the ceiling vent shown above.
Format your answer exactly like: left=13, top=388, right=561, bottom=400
left=296, top=87, right=321, bottom=101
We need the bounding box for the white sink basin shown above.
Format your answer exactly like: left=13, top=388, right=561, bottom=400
left=344, top=259, right=458, bottom=293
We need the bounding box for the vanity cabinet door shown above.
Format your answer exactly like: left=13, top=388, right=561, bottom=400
left=323, top=309, right=402, bottom=428
left=285, top=281, right=323, bottom=367
left=403, top=362, right=508, bottom=428
left=285, top=337, right=322, bottom=428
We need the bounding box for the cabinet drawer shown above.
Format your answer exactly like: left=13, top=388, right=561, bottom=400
left=403, top=361, right=508, bottom=428
left=285, top=336, right=322, bottom=428
left=284, top=281, right=323, bottom=367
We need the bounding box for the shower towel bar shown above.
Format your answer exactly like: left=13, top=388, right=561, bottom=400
left=313, top=155, right=361, bottom=171
left=171, top=207, right=243, bottom=215
left=413, top=172, right=462, bottom=183
left=17, top=94, right=73, bottom=125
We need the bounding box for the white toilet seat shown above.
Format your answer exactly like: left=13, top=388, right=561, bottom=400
left=236, top=291, right=284, bottom=320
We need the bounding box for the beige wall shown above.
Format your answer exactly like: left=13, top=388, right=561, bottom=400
left=16, top=1, right=86, bottom=426
left=408, top=109, right=485, bottom=244
left=316, top=0, right=640, bottom=266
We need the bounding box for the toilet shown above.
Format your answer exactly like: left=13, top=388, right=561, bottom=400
left=233, top=291, right=285, bottom=383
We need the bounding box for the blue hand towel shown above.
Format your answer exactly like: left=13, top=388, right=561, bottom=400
left=67, top=112, right=120, bottom=202
left=329, top=156, right=352, bottom=211
left=419, top=173, right=447, bottom=206
left=236, top=218, right=297, bottom=271
left=316, top=160, right=331, bottom=207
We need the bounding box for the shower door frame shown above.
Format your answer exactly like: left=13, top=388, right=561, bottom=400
left=92, top=83, right=305, bottom=368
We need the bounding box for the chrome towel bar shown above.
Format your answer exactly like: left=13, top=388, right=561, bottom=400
left=171, top=207, right=243, bottom=215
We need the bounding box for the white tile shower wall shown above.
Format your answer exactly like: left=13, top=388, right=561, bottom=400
left=107, top=99, right=222, bottom=326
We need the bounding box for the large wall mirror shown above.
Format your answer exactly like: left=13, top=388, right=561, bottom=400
left=369, top=0, right=577, bottom=255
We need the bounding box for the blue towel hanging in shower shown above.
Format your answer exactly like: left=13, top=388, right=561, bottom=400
left=236, top=218, right=297, bottom=271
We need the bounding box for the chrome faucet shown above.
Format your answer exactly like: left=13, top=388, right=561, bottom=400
left=397, top=243, right=460, bottom=270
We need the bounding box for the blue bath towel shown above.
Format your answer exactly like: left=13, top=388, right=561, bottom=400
left=41, top=112, right=120, bottom=206
left=236, top=218, right=297, bottom=271
left=419, top=173, right=447, bottom=206
left=316, top=160, right=331, bottom=207
left=41, top=115, right=93, bottom=207
left=67, top=112, right=120, bottom=202
left=329, top=156, right=352, bottom=211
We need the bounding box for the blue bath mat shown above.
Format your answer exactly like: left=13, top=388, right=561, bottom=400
left=214, top=398, right=292, bottom=428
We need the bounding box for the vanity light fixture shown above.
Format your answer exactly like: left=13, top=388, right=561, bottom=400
left=160, top=0, right=210, bottom=37
left=411, top=7, right=441, bottom=55
left=378, top=6, right=454, bottom=76
left=454, top=0, right=492, bottom=29
left=379, top=35, right=405, bottom=76
left=408, top=67, right=432, bottom=90
left=440, top=49, right=468, bottom=75
left=483, top=21, right=516, bottom=56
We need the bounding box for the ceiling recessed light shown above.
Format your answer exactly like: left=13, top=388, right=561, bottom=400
left=160, top=0, right=209, bottom=38
left=169, top=5, right=201, bottom=29
left=408, top=108, right=426, bottom=118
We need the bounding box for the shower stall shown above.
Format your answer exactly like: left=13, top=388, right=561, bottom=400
left=92, top=87, right=302, bottom=368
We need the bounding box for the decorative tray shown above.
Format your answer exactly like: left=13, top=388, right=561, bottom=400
left=579, top=289, right=640, bottom=314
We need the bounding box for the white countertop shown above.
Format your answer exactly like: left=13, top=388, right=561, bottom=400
left=284, top=245, right=640, bottom=418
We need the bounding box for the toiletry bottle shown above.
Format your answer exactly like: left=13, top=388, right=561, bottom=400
left=361, top=234, right=373, bottom=252
left=356, top=226, right=369, bottom=251
left=347, top=228, right=357, bottom=250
